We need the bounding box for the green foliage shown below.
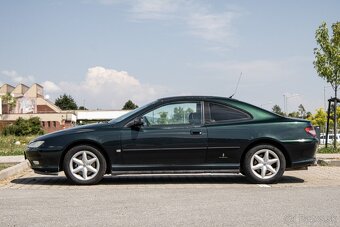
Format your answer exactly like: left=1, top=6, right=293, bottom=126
left=55, top=94, right=78, bottom=110
left=318, top=146, right=340, bottom=154
left=122, top=100, right=138, bottom=110
left=288, top=112, right=300, bottom=118
left=78, top=106, right=88, bottom=110
left=169, top=107, right=194, bottom=124
left=157, top=112, right=169, bottom=125
left=0, top=135, right=35, bottom=156
left=298, top=104, right=307, bottom=118
left=272, top=105, right=284, bottom=116
left=172, top=107, right=185, bottom=123
left=314, top=21, right=340, bottom=147
left=2, top=117, right=44, bottom=136
left=314, top=21, right=340, bottom=87
left=308, top=108, right=327, bottom=132
left=1, top=92, right=16, bottom=111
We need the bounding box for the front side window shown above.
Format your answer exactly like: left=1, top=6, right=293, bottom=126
left=206, top=102, right=251, bottom=123
left=143, top=102, right=201, bottom=126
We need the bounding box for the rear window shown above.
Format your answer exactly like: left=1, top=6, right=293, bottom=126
left=206, top=102, right=251, bottom=123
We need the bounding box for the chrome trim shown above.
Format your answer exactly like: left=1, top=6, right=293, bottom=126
left=208, top=146, right=240, bottom=149
left=123, top=147, right=206, bottom=152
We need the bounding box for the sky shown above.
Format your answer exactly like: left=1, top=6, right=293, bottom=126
left=0, top=0, right=339, bottom=112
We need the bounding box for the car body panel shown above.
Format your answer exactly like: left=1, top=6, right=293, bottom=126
left=25, top=96, right=317, bottom=175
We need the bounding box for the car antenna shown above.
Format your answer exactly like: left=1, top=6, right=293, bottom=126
left=229, top=72, right=242, bottom=98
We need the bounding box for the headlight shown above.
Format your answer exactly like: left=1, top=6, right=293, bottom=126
left=28, top=141, right=45, bottom=148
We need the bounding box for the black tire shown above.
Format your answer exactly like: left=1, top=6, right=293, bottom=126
left=63, top=145, right=107, bottom=185
left=243, top=144, right=286, bottom=184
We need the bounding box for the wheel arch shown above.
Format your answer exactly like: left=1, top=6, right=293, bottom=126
left=59, top=140, right=111, bottom=174
left=240, top=138, right=292, bottom=172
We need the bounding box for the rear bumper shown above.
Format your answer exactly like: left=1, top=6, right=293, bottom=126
left=283, top=139, right=318, bottom=169
left=289, top=158, right=316, bottom=170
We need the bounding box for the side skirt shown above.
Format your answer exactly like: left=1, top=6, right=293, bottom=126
left=111, top=164, right=240, bottom=175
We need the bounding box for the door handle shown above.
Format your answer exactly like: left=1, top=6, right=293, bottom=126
left=190, top=130, right=202, bottom=135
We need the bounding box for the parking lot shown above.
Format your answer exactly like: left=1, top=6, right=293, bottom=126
left=1, top=165, right=340, bottom=190
left=1, top=166, right=340, bottom=226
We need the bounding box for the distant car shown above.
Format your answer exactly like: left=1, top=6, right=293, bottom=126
left=25, top=96, right=317, bottom=185
left=319, top=133, right=340, bottom=145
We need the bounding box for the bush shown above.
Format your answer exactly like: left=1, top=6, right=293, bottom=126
left=318, top=146, right=340, bottom=153
left=2, top=117, right=44, bottom=136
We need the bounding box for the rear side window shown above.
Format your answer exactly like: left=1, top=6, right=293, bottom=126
left=206, top=102, right=251, bottom=123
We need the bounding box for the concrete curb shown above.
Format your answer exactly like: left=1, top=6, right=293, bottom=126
left=317, top=158, right=340, bottom=167
left=0, top=160, right=30, bottom=181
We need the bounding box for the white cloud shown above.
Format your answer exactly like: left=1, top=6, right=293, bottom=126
left=41, top=81, right=62, bottom=93
left=98, top=0, right=242, bottom=50
left=187, top=11, right=236, bottom=45
left=130, top=0, right=180, bottom=20
left=1, top=70, right=35, bottom=84
left=57, top=66, right=166, bottom=109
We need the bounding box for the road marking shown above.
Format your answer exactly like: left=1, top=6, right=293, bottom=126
left=257, top=184, right=271, bottom=188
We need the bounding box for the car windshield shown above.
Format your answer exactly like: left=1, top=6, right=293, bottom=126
left=108, top=100, right=156, bottom=124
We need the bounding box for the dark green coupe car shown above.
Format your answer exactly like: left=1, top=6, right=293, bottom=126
left=26, top=96, right=317, bottom=185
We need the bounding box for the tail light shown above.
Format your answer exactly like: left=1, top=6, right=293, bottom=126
left=305, top=126, right=316, bottom=137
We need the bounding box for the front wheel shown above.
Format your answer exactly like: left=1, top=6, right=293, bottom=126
left=63, top=145, right=107, bottom=185
left=243, top=145, right=286, bottom=184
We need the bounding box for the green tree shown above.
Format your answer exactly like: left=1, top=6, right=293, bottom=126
left=78, top=106, right=88, bottom=110
left=288, top=112, right=300, bottom=118
left=314, top=21, right=340, bottom=147
left=157, top=111, right=169, bottom=125
left=308, top=108, right=328, bottom=133
left=298, top=104, right=307, bottom=118
left=172, top=107, right=185, bottom=124
left=55, top=94, right=78, bottom=110
left=122, top=100, right=138, bottom=110
left=272, top=105, right=284, bottom=116
left=1, top=92, right=16, bottom=113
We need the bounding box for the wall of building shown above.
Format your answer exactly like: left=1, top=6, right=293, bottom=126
left=1, top=83, right=132, bottom=134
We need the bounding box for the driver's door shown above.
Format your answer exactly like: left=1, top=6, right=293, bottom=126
left=120, top=101, right=207, bottom=166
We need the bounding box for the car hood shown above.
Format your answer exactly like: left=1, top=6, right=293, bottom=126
left=31, top=122, right=112, bottom=142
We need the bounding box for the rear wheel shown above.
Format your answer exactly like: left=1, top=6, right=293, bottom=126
left=243, top=144, right=286, bottom=184
left=63, top=145, right=106, bottom=185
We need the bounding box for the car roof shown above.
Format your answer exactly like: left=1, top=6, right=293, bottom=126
left=157, top=95, right=231, bottom=102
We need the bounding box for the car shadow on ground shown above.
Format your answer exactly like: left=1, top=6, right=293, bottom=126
left=10, top=174, right=304, bottom=186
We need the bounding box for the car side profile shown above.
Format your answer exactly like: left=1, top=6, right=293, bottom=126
left=25, top=96, right=318, bottom=185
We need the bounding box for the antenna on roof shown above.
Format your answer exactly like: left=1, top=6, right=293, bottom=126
left=229, top=72, right=242, bottom=98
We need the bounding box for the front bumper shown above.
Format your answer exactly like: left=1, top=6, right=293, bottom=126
left=25, top=146, right=63, bottom=174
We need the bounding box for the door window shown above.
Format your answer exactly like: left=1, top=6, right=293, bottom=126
left=143, top=102, right=201, bottom=126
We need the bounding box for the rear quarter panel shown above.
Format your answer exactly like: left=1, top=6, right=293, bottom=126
left=206, top=119, right=317, bottom=166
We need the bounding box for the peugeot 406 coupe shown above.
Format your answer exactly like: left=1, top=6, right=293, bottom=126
left=25, top=96, right=317, bottom=185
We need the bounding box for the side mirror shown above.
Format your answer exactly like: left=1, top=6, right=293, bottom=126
left=127, top=117, right=144, bottom=128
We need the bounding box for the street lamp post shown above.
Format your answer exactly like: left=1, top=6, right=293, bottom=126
left=283, top=93, right=300, bottom=115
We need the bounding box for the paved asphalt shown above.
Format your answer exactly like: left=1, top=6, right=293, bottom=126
left=0, top=166, right=340, bottom=226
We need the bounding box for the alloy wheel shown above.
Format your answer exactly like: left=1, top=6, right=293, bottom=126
left=69, top=150, right=100, bottom=181
left=250, top=149, right=280, bottom=180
